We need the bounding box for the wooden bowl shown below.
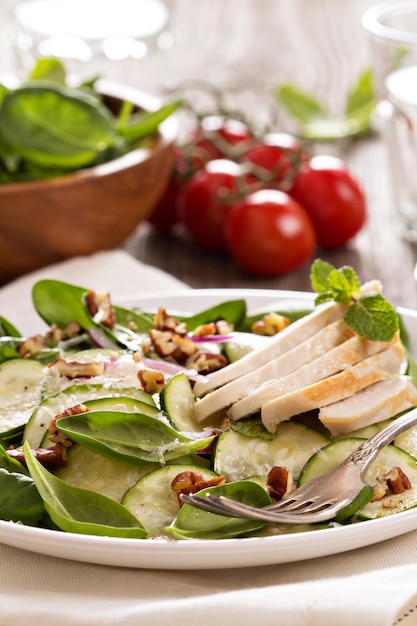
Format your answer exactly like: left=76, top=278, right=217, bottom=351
left=0, top=79, right=178, bottom=284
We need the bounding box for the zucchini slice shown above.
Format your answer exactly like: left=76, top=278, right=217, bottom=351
left=24, top=382, right=155, bottom=447
left=299, top=437, right=417, bottom=520
left=122, top=464, right=219, bottom=537
left=214, top=421, right=330, bottom=482
left=0, top=358, right=44, bottom=436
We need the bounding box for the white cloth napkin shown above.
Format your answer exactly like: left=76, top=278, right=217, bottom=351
left=1, top=250, right=417, bottom=626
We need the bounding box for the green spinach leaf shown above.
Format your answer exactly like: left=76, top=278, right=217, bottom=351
left=0, top=467, right=44, bottom=525
left=56, top=410, right=215, bottom=464
left=23, top=442, right=147, bottom=538
left=0, top=84, right=117, bottom=169
left=167, top=480, right=270, bottom=539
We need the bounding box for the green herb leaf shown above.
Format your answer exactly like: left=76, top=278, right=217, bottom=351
left=28, top=57, right=67, bottom=85
left=117, top=99, right=181, bottom=142
left=310, top=259, right=360, bottom=304
left=230, top=416, right=277, bottom=440
left=276, top=68, right=376, bottom=140
left=345, top=68, right=375, bottom=116
left=0, top=467, right=44, bottom=525
left=275, top=83, right=327, bottom=124
left=56, top=411, right=215, bottom=465
left=344, top=294, right=399, bottom=342
left=23, top=442, right=147, bottom=538
left=0, top=84, right=117, bottom=169
left=167, top=480, right=270, bottom=540
left=175, top=299, right=247, bottom=331
left=310, top=259, right=399, bottom=342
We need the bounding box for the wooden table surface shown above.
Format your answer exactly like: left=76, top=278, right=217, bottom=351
left=3, top=0, right=417, bottom=309
left=120, top=0, right=417, bottom=311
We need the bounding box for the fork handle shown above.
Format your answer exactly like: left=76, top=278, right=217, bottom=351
left=345, top=406, right=417, bottom=474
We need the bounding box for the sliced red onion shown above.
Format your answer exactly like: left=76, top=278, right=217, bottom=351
left=142, top=357, right=207, bottom=382
left=88, top=327, right=120, bottom=349
left=189, top=334, right=234, bottom=343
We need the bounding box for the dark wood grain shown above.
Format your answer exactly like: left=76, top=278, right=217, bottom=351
left=122, top=0, right=417, bottom=310
left=2, top=0, right=416, bottom=308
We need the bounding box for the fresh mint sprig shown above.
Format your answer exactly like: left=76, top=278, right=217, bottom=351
left=310, top=259, right=399, bottom=342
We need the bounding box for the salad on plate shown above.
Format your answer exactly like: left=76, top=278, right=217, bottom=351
left=1, top=259, right=417, bottom=542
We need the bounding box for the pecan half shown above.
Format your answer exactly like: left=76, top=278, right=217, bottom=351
left=48, top=358, right=104, bottom=379
left=7, top=444, right=67, bottom=469
left=153, top=308, right=187, bottom=335
left=185, top=351, right=228, bottom=374
left=17, top=334, right=48, bottom=358
left=267, top=466, right=296, bottom=501
left=85, top=290, right=115, bottom=329
left=137, top=368, right=166, bottom=394
left=171, top=471, right=226, bottom=505
left=251, top=312, right=290, bottom=336
left=371, top=466, right=412, bottom=502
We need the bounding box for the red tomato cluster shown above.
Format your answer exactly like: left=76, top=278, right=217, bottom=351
left=147, top=116, right=367, bottom=277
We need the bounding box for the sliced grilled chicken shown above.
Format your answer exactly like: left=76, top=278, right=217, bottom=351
left=319, top=375, right=417, bottom=435
left=261, top=340, right=405, bottom=433
left=193, top=280, right=382, bottom=398
left=225, top=332, right=400, bottom=423
left=194, top=319, right=355, bottom=423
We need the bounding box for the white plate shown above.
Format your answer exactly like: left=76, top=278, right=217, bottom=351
left=2, top=288, right=417, bottom=570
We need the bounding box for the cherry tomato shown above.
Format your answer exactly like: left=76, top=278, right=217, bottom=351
left=177, top=159, right=245, bottom=251
left=224, top=189, right=316, bottom=276
left=201, top=115, right=252, bottom=146
left=242, top=133, right=308, bottom=186
left=289, top=155, right=367, bottom=249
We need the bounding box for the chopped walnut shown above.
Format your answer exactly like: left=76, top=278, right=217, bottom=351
left=85, top=290, right=115, bottom=329
left=251, top=312, right=290, bottom=336
left=153, top=308, right=187, bottom=335
left=149, top=329, right=198, bottom=362
left=137, top=368, right=166, bottom=394
left=171, top=470, right=226, bottom=505
left=192, top=323, right=217, bottom=337
left=48, top=358, right=104, bottom=379
left=17, top=334, right=48, bottom=358
left=185, top=351, right=228, bottom=374
left=172, top=334, right=199, bottom=361
left=148, top=329, right=179, bottom=358
left=371, top=466, right=412, bottom=502
left=45, top=321, right=83, bottom=344
left=267, top=466, right=296, bottom=501
left=17, top=319, right=84, bottom=358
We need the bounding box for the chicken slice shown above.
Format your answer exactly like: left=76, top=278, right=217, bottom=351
left=261, top=341, right=405, bottom=433
left=226, top=332, right=400, bottom=422
left=319, top=376, right=417, bottom=436
left=194, top=318, right=355, bottom=423
left=193, top=280, right=382, bottom=398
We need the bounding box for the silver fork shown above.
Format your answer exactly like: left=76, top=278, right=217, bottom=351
left=181, top=407, right=417, bottom=523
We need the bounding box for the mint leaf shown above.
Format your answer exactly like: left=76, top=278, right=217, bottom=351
left=314, top=292, right=334, bottom=306
left=310, top=258, right=334, bottom=292
left=325, top=269, right=358, bottom=304
left=310, top=259, right=360, bottom=304
left=343, top=294, right=399, bottom=342
left=310, top=259, right=399, bottom=342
